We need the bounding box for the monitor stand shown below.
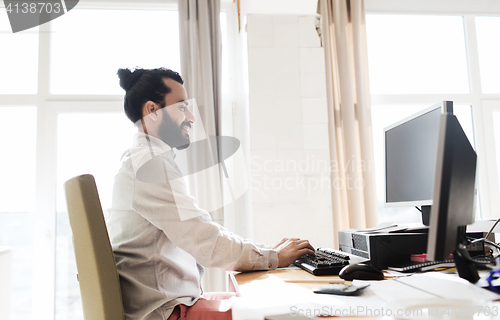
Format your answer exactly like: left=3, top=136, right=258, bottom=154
left=453, top=243, right=480, bottom=283
left=421, top=205, right=431, bottom=226
left=454, top=227, right=480, bottom=284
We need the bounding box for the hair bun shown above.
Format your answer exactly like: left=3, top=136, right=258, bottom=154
left=118, top=68, right=145, bottom=91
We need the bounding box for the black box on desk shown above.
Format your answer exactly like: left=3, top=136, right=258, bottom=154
left=338, top=230, right=428, bottom=270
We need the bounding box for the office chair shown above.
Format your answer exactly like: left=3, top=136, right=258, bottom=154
left=65, top=174, right=124, bottom=320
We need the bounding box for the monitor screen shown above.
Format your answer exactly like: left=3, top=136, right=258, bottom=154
left=384, top=101, right=453, bottom=207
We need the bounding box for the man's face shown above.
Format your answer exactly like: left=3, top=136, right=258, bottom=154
left=156, top=78, right=195, bottom=150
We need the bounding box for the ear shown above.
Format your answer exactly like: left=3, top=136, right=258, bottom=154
left=143, top=101, right=159, bottom=121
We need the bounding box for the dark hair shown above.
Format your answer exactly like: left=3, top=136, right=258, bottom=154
left=117, top=67, right=184, bottom=123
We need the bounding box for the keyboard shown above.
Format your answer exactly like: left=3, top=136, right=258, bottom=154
left=388, top=256, right=494, bottom=273
left=294, top=248, right=350, bottom=276
left=388, top=259, right=455, bottom=273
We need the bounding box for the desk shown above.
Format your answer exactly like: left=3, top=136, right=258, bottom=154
left=230, top=268, right=390, bottom=320
left=229, top=268, right=500, bottom=320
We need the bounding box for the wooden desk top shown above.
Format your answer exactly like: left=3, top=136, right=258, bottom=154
left=230, top=268, right=393, bottom=320
left=234, top=268, right=345, bottom=291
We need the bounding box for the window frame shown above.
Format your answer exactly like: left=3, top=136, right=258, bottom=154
left=0, top=1, right=241, bottom=318
left=0, top=1, right=178, bottom=319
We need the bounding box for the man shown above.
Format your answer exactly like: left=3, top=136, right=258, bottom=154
left=108, top=67, right=315, bottom=320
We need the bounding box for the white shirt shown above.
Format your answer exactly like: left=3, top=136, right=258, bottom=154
left=108, top=133, right=278, bottom=320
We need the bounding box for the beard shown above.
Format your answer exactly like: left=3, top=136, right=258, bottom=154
left=157, top=111, right=191, bottom=150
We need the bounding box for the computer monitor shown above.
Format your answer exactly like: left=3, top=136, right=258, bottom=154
left=384, top=101, right=453, bottom=225
left=427, top=113, right=478, bottom=282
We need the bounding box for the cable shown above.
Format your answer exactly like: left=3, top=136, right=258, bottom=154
left=470, top=217, right=500, bottom=246
left=482, top=239, right=500, bottom=251
left=485, top=217, right=500, bottom=240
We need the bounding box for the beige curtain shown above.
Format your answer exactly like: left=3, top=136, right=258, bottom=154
left=317, top=0, right=378, bottom=247
left=178, top=0, right=226, bottom=292
left=178, top=0, right=223, bottom=218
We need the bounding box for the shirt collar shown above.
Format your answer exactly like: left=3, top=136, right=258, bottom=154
left=133, top=132, right=175, bottom=156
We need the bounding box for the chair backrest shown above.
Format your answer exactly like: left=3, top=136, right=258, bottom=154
left=65, top=174, right=124, bottom=320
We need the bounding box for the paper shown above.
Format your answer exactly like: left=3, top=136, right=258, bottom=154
left=395, top=272, right=500, bottom=300
left=346, top=222, right=428, bottom=234
left=346, top=222, right=398, bottom=233
left=232, top=272, right=500, bottom=320
left=360, top=278, right=436, bottom=302
left=231, top=275, right=386, bottom=319
left=362, top=273, right=500, bottom=319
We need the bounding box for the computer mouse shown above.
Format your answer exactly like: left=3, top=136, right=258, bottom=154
left=339, top=263, right=384, bottom=281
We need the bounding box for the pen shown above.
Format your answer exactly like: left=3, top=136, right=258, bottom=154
left=283, top=279, right=345, bottom=284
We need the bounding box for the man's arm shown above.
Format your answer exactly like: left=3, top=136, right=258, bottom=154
left=131, top=182, right=315, bottom=270
left=130, top=155, right=314, bottom=271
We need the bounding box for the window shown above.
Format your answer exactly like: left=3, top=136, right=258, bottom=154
left=494, top=112, right=500, bottom=184
left=0, top=107, right=37, bottom=213
left=0, top=1, right=240, bottom=318
left=476, top=17, right=500, bottom=94
left=366, top=12, right=500, bottom=222
left=51, top=9, right=180, bottom=95
left=0, top=18, right=38, bottom=94
left=0, top=106, right=37, bottom=320
left=0, top=3, right=181, bottom=319
left=366, top=15, right=469, bottom=94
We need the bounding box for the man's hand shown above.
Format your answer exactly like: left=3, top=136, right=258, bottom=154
left=273, top=238, right=315, bottom=268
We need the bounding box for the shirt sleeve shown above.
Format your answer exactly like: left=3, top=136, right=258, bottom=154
left=254, top=243, right=272, bottom=249
left=130, top=154, right=278, bottom=272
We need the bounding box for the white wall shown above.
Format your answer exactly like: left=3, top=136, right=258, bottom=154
left=246, top=14, right=335, bottom=248
left=245, top=0, right=317, bottom=15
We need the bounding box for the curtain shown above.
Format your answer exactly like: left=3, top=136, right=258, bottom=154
left=317, top=0, right=378, bottom=247
left=178, top=0, right=226, bottom=292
